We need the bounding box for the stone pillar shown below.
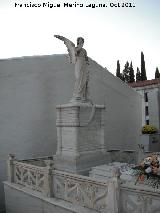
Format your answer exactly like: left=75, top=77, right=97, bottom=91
left=105, top=167, right=120, bottom=213
left=54, top=102, right=107, bottom=174
left=7, top=154, right=15, bottom=183
left=43, top=160, right=53, bottom=197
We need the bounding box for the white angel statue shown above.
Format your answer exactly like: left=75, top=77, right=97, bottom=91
left=54, top=35, right=89, bottom=102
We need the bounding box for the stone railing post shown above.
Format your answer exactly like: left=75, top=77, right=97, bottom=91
left=7, top=154, right=16, bottom=183
left=43, top=160, right=53, bottom=197
left=105, top=167, right=120, bottom=213
left=137, top=144, right=145, bottom=163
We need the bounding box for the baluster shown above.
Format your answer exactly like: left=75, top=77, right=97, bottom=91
left=19, top=166, right=23, bottom=185
left=35, top=170, right=38, bottom=190
left=64, top=178, right=69, bottom=200
left=7, top=154, right=16, bottom=183
left=31, top=169, right=36, bottom=189
left=27, top=168, right=31, bottom=186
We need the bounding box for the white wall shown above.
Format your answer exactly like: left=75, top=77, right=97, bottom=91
left=89, top=59, right=142, bottom=150
left=135, top=86, right=160, bottom=129
left=148, top=88, right=160, bottom=129
left=0, top=54, right=142, bottom=211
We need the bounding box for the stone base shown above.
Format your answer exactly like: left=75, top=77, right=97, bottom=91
left=4, top=182, right=97, bottom=213
left=55, top=102, right=106, bottom=174
left=140, top=134, right=160, bottom=152
left=89, top=162, right=136, bottom=182
left=54, top=151, right=109, bottom=175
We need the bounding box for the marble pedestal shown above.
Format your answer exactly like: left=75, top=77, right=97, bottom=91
left=54, top=102, right=107, bottom=174
left=140, top=134, right=160, bottom=152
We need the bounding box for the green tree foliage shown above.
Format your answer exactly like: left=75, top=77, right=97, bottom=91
left=141, top=52, right=147, bottom=81
left=122, top=61, right=135, bottom=83
left=155, top=67, right=160, bottom=79
left=116, top=60, right=125, bottom=81
left=116, top=51, right=149, bottom=82
left=120, top=73, right=125, bottom=82
left=116, top=60, right=121, bottom=78
left=122, top=61, right=130, bottom=83
left=128, top=61, right=135, bottom=83
left=136, top=67, right=141, bottom=82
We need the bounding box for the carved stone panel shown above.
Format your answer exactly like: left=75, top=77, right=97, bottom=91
left=53, top=170, right=109, bottom=212
left=120, top=187, right=160, bottom=213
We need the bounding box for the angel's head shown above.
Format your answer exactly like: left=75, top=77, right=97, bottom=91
left=77, top=37, right=84, bottom=47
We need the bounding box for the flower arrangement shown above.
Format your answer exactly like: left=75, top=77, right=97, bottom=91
left=133, top=154, right=160, bottom=188
left=141, top=124, right=158, bottom=134
left=139, top=154, right=160, bottom=175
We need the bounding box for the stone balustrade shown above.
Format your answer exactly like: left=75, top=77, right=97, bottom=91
left=53, top=170, right=110, bottom=212
left=120, top=183, right=160, bottom=212
left=7, top=154, right=120, bottom=212
left=7, top=154, right=53, bottom=197
left=6, top=154, right=160, bottom=212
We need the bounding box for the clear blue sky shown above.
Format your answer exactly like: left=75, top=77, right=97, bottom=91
left=0, top=0, right=159, bottom=79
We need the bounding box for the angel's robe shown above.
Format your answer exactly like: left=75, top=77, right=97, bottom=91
left=73, top=47, right=89, bottom=101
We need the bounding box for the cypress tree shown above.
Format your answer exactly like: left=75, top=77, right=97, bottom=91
left=129, top=61, right=135, bottom=83
left=120, top=73, right=125, bottom=82
left=123, top=61, right=130, bottom=83
left=141, top=52, right=147, bottom=81
left=155, top=67, right=160, bottom=79
left=136, top=67, right=141, bottom=82
left=116, top=60, right=121, bottom=78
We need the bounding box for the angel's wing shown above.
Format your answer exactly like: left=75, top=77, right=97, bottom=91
left=54, top=35, right=76, bottom=64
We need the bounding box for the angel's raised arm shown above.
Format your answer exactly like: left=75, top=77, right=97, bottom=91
left=54, top=35, right=76, bottom=64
